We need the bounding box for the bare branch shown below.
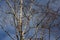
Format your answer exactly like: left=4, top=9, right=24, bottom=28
left=5, top=0, right=19, bottom=21
left=56, top=35, right=60, bottom=40
left=0, top=25, right=15, bottom=40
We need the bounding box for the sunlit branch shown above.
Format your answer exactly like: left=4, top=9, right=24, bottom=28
left=5, top=0, right=19, bottom=21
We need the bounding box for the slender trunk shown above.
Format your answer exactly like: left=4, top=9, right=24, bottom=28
left=49, top=27, right=50, bottom=40
left=19, top=0, right=23, bottom=40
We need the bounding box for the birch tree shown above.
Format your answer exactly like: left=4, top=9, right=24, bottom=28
left=0, top=0, right=60, bottom=40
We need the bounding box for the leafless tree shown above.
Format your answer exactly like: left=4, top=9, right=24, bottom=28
left=0, top=0, right=60, bottom=40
